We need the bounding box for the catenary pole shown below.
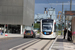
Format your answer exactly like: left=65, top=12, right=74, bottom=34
left=61, top=3, right=64, bottom=35
left=70, top=0, right=72, bottom=11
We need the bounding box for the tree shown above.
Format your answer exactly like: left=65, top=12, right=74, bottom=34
left=58, top=24, right=62, bottom=30
left=34, top=23, right=40, bottom=30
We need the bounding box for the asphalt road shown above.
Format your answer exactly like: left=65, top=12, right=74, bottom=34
left=0, top=35, right=54, bottom=50
left=0, top=37, right=38, bottom=50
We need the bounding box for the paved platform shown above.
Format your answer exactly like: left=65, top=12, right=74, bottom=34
left=0, top=33, right=39, bottom=39
left=51, top=35, right=75, bottom=50
left=0, top=34, right=23, bottom=39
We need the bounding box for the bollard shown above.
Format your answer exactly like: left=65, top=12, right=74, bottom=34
left=5, top=34, right=8, bottom=36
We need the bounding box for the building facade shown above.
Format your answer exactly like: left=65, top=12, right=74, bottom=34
left=0, top=0, right=35, bottom=34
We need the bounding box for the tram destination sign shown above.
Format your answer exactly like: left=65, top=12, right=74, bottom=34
left=65, top=11, right=75, bottom=16
left=65, top=11, right=75, bottom=20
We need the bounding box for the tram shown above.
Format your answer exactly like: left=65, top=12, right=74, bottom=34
left=40, top=19, right=57, bottom=38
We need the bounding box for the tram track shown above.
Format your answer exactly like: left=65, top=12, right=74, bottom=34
left=15, top=39, right=38, bottom=49
left=41, top=40, right=51, bottom=50
left=22, top=39, right=41, bottom=50
left=9, top=39, right=41, bottom=50
left=9, top=38, right=54, bottom=50
left=25, top=39, right=53, bottom=50
left=9, top=39, right=37, bottom=50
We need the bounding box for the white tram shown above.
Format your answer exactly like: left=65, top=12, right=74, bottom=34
left=40, top=19, right=57, bottom=38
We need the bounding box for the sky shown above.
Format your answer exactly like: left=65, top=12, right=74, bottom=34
left=35, top=0, right=71, bottom=3
left=35, top=0, right=75, bottom=14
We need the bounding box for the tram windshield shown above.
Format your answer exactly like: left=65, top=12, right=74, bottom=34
left=42, top=23, right=53, bottom=32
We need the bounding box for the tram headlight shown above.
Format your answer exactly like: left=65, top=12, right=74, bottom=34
left=51, top=32, right=53, bottom=34
left=41, top=32, right=44, bottom=34
left=41, top=32, right=43, bottom=33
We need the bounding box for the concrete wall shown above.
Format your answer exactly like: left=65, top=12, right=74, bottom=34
left=0, top=0, right=35, bottom=26
left=23, top=0, right=35, bottom=26
left=72, top=17, right=75, bottom=42
left=72, top=17, right=75, bottom=34
left=0, top=0, right=23, bottom=25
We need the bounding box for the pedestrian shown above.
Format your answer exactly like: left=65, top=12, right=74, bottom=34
left=64, top=28, right=67, bottom=39
left=0, top=29, right=3, bottom=35
left=67, top=30, right=72, bottom=41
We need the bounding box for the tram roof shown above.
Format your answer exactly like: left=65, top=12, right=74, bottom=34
left=42, top=19, right=54, bottom=21
left=42, top=19, right=54, bottom=22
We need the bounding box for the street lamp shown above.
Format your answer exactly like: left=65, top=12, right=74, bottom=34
left=56, top=1, right=64, bottom=35
left=49, top=7, right=55, bottom=19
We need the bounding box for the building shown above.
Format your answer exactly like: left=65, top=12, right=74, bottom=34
left=34, top=7, right=57, bottom=23
left=0, top=0, right=35, bottom=34
left=65, top=11, right=75, bottom=42
left=34, top=13, right=47, bottom=23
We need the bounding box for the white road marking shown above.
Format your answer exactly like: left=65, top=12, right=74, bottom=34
left=17, top=39, right=41, bottom=50
left=9, top=37, right=55, bottom=50
left=49, top=36, right=59, bottom=50
left=9, top=39, right=38, bottom=50
left=44, top=40, right=54, bottom=50
left=25, top=40, right=50, bottom=50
